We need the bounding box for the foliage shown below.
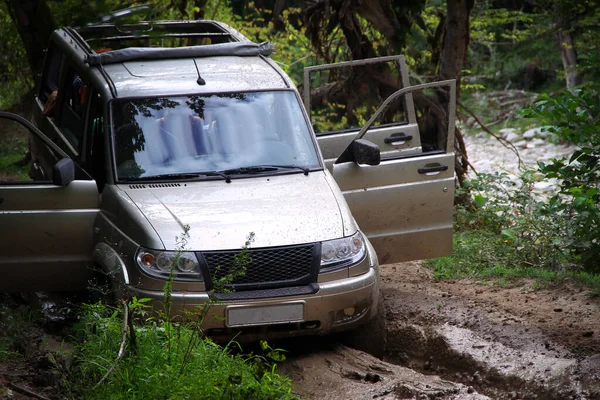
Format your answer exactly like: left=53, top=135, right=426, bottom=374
left=67, top=302, right=295, bottom=399
left=438, top=68, right=600, bottom=283
left=521, top=87, right=600, bottom=272
left=67, top=231, right=294, bottom=399
left=0, top=2, right=33, bottom=108
left=453, top=171, right=576, bottom=271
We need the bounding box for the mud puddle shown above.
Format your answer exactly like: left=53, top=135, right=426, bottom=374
left=280, top=262, right=600, bottom=399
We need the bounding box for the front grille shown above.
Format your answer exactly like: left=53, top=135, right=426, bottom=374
left=198, top=243, right=318, bottom=291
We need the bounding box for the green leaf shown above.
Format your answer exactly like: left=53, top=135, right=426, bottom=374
left=474, top=194, right=488, bottom=208
left=501, top=229, right=517, bottom=241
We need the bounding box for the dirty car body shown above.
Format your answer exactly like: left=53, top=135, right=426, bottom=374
left=0, top=20, right=456, bottom=341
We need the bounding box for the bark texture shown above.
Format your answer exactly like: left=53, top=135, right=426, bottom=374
left=556, top=28, right=580, bottom=89
left=4, top=0, right=56, bottom=83
left=438, top=0, right=475, bottom=188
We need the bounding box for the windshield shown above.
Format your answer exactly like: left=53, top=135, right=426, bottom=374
left=111, top=91, right=321, bottom=180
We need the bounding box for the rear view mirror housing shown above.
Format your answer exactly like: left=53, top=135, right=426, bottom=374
left=52, top=158, right=75, bottom=186
left=335, top=139, right=381, bottom=166
left=352, top=139, right=380, bottom=166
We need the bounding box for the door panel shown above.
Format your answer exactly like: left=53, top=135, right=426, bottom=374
left=304, top=58, right=456, bottom=264
left=0, top=182, right=99, bottom=292
left=317, top=123, right=422, bottom=170
left=0, top=112, right=99, bottom=291
left=332, top=153, right=454, bottom=264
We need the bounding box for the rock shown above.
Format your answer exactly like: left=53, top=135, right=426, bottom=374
left=533, top=181, right=555, bottom=192
left=499, top=128, right=516, bottom=137
left=523, top=127, right=541, bottom=139
left=513, top=140, right=528, bottom=148
left=505, top=132, right=520, bottom=143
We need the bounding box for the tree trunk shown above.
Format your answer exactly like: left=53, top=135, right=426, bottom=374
left=438, top=0, right=474, bottom=192
left=4, top=0, right=56, bottom=84
left=556, top=28, right=580, bottom=89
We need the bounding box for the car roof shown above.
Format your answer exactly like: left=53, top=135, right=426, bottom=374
left=103, top=55, right=290, bottom=98
left=56, top=21, right=293, bottom=99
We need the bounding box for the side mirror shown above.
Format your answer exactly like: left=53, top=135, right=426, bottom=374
left=352, top=139, right=381, bottom=166
left=52, top=158, right=75, bottom=186
left=335, top=139, right=381, bottom=166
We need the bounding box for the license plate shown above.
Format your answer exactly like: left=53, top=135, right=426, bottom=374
left=227, top=303, right=304, bottom=327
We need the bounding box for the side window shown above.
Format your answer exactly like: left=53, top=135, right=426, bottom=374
left=38, top=44, right=63, bottom=106
left=0, top=117, right=59, bottom=184
left=57, top=68, right=88, bottom=151
left=85, top=91, right=107, bottom=192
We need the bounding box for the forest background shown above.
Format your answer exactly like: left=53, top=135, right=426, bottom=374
left=1, top=0, right=600, bottom=288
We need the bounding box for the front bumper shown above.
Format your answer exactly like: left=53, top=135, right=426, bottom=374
left=128, top=266, right=379, bottom=342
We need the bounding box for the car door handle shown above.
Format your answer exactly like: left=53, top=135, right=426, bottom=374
left=418, top=165, right=448, bottom=174
left=384, top=135, right=412, bottom=144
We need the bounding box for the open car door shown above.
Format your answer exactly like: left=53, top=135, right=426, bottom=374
left=0, top=112, right=99, bottom=292
left=304, top=56, right=455, bottom=264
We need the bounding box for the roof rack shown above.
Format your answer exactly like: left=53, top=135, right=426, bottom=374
left=85, top=41, right=275, bottom=66
left=67, top=20, right=275, bottom=66
left=75, top=20, right=244, bottom=46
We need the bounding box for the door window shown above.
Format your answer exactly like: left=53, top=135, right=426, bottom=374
left=58, top=68, right=89, bottom=152
left=38, top=43, right=63, bottom=109
left=0, top=116, right=60, bottom=184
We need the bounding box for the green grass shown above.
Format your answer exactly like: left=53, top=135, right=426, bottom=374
left=427, top=231, right=600, bottom=296
left=66, top=302, right=296, bottom=400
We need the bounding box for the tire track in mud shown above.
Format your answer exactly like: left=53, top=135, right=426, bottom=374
left=280, top=262, right=600, bottom=399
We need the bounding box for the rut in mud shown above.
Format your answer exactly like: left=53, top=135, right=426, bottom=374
left=1, top=261, right=599, bottom=399
left=280, top=262, right=600, bottom=400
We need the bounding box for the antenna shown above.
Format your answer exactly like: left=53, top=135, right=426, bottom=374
left=193, top=59, right=206, bottom=86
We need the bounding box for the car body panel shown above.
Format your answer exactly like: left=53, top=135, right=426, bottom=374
left=104, top=56, right=289, bottom=98
left=0, top=180, right=99, bottom=292
left=120, top=171, right=345, bottom=250
left=304, top=57, right=456, bottom=264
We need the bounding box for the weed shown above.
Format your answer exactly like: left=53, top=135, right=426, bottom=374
left=66, top=230, right=295, bottom=399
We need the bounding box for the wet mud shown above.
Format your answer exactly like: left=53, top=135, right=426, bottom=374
left=281, top=262, right=600, bottom=399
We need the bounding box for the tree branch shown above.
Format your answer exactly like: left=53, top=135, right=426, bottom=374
left=459, top=101, right=523, bottom=168
left=92, top=300, right=130, bottom=390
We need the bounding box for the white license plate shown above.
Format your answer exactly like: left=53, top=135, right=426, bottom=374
left=227, top=303, right=304, bottom=327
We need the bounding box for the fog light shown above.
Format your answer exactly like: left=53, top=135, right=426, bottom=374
left=343, top=307, right=355, bottom=316
left=334, top=304, right=369, bottom=325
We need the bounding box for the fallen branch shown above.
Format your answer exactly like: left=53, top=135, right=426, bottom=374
left=459, top=101, right=523, bottom=168
left=92, top=299, right=130, bottom=390
left=8, top=382, right=51, bottom=400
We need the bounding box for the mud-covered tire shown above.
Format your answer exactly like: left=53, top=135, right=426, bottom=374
left=342, top=290, right=387, bottom=359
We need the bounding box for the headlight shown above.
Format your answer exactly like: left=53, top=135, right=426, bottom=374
left=135, top=248, right=204, bottom=281
left=320, top=231, right=366, bottom=272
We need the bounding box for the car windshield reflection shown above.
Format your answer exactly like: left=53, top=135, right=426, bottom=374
left=111, top=91, right=320, bottom=181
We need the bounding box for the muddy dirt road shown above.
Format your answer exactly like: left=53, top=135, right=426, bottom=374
left=1, top=261, right=598, bottom=399
left=279, top=262, right=600, bottom=399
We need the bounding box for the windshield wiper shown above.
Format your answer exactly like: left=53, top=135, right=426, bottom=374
left=203, top=171, right=232, bottom=183
left=124, top=171, right=231, bottom=183
left=124, top=173, right=203, bottom=182
left=222, top=165, right=310, bottom=176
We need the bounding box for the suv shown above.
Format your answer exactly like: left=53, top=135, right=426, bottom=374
left=0, top=20, right=456, bottom=340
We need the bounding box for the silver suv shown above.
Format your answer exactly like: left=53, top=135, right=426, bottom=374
left=0, top=20, right=456, bottom=340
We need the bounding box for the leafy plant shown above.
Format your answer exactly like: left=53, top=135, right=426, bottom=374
left=521, top=86, right=600, bottom=272
left=66, top=228, right=295, bottom=399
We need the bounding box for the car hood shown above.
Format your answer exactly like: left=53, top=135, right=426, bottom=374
left=123, top=171, right=346, bottom=250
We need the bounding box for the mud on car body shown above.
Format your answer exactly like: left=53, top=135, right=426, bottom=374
left=0, top=19, right=456, bottom=341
